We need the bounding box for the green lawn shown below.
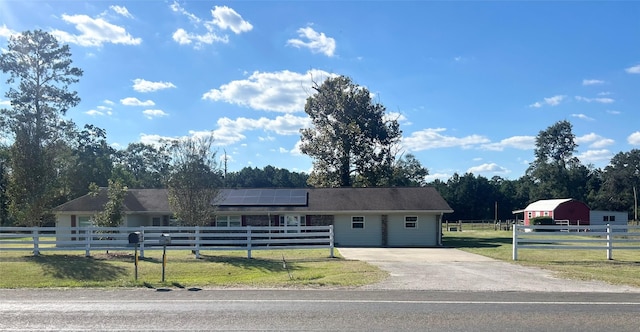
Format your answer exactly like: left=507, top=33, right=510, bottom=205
left=2, top=231, right=639, bottom=289
left=445, top=230, right=640, bottom=288
left=0, top=249, right=387, bottom=289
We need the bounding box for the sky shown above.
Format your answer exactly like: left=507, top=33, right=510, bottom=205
left=0, top=1, right=639, bottom=182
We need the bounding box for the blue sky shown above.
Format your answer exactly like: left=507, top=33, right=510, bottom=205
left=1, top=1, right=639, bottom=181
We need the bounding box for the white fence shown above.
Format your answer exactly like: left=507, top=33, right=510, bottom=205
left=512, top=224, right=640, bottom=260
left=0, top=225, right=334, bottom=259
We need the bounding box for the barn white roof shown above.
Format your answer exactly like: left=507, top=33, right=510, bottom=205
left=512, top=198, right=573, bottom=214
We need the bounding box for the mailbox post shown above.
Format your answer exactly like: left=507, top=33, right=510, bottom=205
left=159, top=234, right=171, bottom=282
left=128, top=232, right=142, bottom=281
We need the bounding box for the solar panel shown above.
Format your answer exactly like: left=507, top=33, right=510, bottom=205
left=218, top=189, right=307, bottom=206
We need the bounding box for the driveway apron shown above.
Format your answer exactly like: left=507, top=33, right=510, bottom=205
left=338, top=248, right=640, bottom=293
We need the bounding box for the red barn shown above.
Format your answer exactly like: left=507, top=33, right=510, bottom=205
left=512, top=199, right=590, bottom=226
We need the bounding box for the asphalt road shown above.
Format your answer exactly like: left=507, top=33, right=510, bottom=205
left=1, top=289, right=640, bottom=331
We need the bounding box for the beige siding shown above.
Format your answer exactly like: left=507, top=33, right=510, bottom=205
left=334, top=214, right=382, bottom=247
left=387, top=214, right=438, bottom=247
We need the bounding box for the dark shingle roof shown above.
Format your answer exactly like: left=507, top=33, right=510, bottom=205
left=55, top=187, right=452, bottom=214
left=54, top=189, right=170, bottom=213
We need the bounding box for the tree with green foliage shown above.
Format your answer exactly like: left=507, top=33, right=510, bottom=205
left=0, top=30, right=82, bottom=226
left=596, top=149, right=640, bottom=220
left=90, top=179, right=128, bottom=227
left=224, top=165, right=309, bottom=188
left=387, top=153, right=429, bottom=187
left=64, top=125, right=114, bottom=199
left=526, top=120, right=581, bottom=201
left=0, top=146, right=10, bottom=226
left=300, top=76, right=401, bottom=187
left=113, top=142, right=171, bottom=189
left=166, top=134, right=222, bottom=226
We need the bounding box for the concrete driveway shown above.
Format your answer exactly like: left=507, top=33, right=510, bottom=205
left=338, top=248, right=640, bottom=293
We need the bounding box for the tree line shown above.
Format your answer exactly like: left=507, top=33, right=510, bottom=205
left=0, top=30, right=638, bottom=226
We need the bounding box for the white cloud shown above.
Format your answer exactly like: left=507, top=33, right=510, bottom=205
left=425, top=172, right=452, bottom=182
left=577, top=133, right=614, bottom=149
left=51, top=14, right=141, bottom=47
left=203, top=69, right=335, bottom=113
left=577, top=149, right=613, bottom=164
left=209, top=6, right=253, bottom=34
left=141, top=115, right=311, bottom=148
left=278, top=147, right=288, bottom=153
left=172, top=28, right=228, bottom=47
left=625, top=64, right=640, bottom=74
left=170, top=3, right=248, bottom=48
left=0, top=99, right=10, bottom=106
left=467, top=163, right=509, bottom=175
left=170, top=1, right=201, bottom=23
left=402, top=128, right=490, bottom=151
left=628, top=132, right=640, bottom=145
left=384, top=111, right=411, bottom=126
left=0, top=24, right=17, bottom=38
left=289, top=140, right=306, bottom=157
left=571, top=113, right=594, bottom=121
left=132, top=79, right=177, bottom=93
left=103, top=99, right=115, bottom=105
left=143, top=109, right=169, bottom=119
left=110, top=5, right=133, bottom=18
left=480, top=136, right=535, bottom=151
left=582, top=79, right=605, bottom=86
left=287, top=26, right=336, bottom=57
left=606, top=110, right=621, bottom=115
left=529, top=95, right=566, bottom=108
left=85, top=109, right=105, bottom=116
left=121, top=97, right=155, bottom=106
left=139, top=133, right=170, bottom=147
left=575, top=96, right=615, bottom=104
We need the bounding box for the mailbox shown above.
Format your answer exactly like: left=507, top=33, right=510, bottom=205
left=128, top=231, right=142, bottom=244
left=159, top=233, right=171, bottom=246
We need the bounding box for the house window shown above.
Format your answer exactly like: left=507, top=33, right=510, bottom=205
left=216, top=216, right=241, bottom=227
left=77, top=216, right=92, bottom=241
left=279, top=215, right=302, bottom=233
left=603, top=216, right=615, bottom=222
left=352, top=216, right=365, bottom=229
left=543, top=211, right=549, bottom=216
left=527, top=212, right=532, bottom=219
left=405, top=216, right=418, bottom=229
left=78, top=216, right=93, bottom=227
left=152, top=217, right=161, bottom=226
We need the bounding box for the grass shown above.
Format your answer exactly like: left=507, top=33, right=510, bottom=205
left=3, top=231, right=640, bottom=289
left=444, top=230, right=640, bottom=288
left=0, top=249, right=387, bottom=289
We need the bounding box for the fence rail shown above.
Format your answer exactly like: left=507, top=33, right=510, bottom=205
left=0, top=225, right=334, bottom=259
left=512, top=224, right=640, bottom=260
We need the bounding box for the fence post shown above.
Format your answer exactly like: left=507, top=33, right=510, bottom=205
left=139, top=228, right=145, bottom=258
left=85, top=228, right=92, bottom=257
left=194, top=226, right=201, bottom=259
left=32, top=228, right=40, bottom=256
left=512, top=224, right=518, bottom=261
left=329, top=225, right=335, bottom=258
left=247, top=226, right=252, bottom=259
left=606, top=223, right=613, bottom=260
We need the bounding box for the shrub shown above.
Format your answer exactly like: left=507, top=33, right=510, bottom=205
left=530, top=216, right=555, bottom=232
